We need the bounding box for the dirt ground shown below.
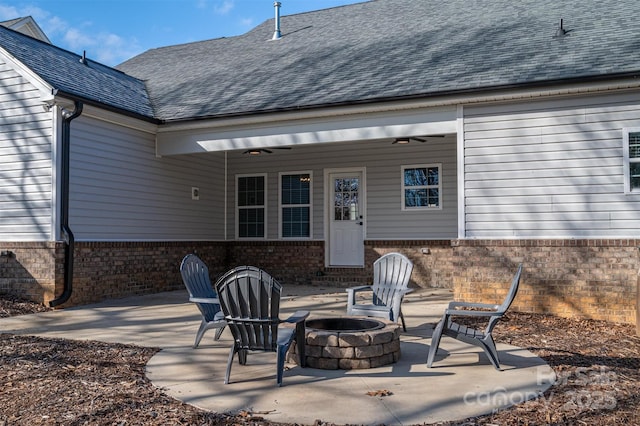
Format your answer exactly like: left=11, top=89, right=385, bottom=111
left=1, top=293, right=639, bottom=425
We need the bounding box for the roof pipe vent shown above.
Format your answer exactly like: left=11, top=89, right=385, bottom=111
left=79, top=50, right=88, bottom=65
left=272, top=1, right=282, bottom=40
left=555, top=18, right=567, bottom=37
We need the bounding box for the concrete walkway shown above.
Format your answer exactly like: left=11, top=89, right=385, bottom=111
left=0, top=286, right=555, bottom=425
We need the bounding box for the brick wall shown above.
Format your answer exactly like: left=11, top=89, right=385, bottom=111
left=67, top=241, right=228, bottom=307
left=2, top=239, right=638, bottom=326
left=227, top=241, right=325, bottom=285
left=0, top=242, right=62, bottom=304
left=451, top=239, right=640, bottom=325
left=365, top=240, right=455, bottom=288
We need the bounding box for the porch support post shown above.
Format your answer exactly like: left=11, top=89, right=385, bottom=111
left=456, top=104, right=465, bottom=239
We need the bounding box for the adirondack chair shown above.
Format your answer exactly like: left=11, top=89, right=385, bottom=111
left=179, top=254, right=227, bottom=348
left=346, top=252, right=414, bottom=331
left=215, top=266, right=309, bottom=386
left=427, top=263, right=523, bottom=370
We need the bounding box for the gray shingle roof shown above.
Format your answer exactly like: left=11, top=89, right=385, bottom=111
left=3, top=0, right=639, bottom=123
left=0, top=25, right=154, bottom=119
left=117, top=0, right=640, bottom=122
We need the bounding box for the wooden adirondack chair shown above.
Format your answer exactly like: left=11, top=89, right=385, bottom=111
left=215, top=266, right=309, bottom=386
left=346, top=252, right=414, bottom=331
left=427, top=264, right=523, bottom=370
left=179, top=254, right=227, bottom=348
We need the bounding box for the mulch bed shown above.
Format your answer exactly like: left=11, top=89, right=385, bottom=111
left=1, top=294, right=639, bottom=425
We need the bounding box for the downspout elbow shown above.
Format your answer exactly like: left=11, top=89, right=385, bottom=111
left=49, top=101, right=83, bottom=308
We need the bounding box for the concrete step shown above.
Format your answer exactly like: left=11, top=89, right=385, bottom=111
left=310, top=269, right=370, bottom=288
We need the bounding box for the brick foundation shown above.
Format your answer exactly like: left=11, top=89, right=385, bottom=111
left=68, top=242, right=228, bottom=307
left=0, top=242, right=62, bottom=305
left=451, top=239, right=640, bottom=325
left=1, top=239, right=638, bottom=327
left=227, top=241, right=325, bottom=285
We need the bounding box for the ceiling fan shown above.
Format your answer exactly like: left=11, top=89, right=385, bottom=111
left=243, top=147, right=292, bottom=155
left=392, top=135, right=446, bottom=144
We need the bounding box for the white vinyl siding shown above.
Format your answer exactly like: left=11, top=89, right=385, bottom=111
left=226, top=137, right=458, bottom=240
left=69, top=115, right=225, bottom=240
left=0, top=60, right=53, bottom=241
left=464, top=91, right=640, bottom=238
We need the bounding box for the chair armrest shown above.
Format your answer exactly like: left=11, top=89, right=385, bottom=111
left=283, top=310, right=310, bottom=324
left=189, top=296, right=220, bottom=305
left=444, top=308, right=502, bottom=317
left=448, top=301, right=499, bottom=310
left=398, top=288, right=414, bottom=296
left=345, top=285, right=372, bottom=294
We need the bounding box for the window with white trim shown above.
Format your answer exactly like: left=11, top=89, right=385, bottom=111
left=402, top=164, right=442, bottom=209
left=623, top=128, right=640, bottom=194
left=280, top=172, right=311, bottom=238
left=236, top=174, right=266, bottom=238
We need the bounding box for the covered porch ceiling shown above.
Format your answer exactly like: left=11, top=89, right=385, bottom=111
left=155, top=105, right=458, bottom=156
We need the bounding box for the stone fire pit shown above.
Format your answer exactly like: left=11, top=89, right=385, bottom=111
left=288, top=317, right=401, bottom=370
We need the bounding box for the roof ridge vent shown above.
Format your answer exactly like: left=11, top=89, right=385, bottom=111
left=272, top=1, right=282, bottom=40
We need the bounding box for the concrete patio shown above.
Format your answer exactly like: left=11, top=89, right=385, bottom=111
left=0, top=285, right=555, bottom=425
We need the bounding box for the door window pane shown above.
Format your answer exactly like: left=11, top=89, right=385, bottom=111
left=333, top=177, right=359, bottom=220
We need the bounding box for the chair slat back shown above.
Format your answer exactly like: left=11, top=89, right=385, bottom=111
left=180, top=254, right=220, bottom=320
left=496, top=263, right=523, bottom=314
left=372, top=253, right=413, bottom=306
left=216, top=266, right=282, bottom=352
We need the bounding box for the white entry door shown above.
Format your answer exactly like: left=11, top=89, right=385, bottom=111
left=328, top=171, right=364, bottom=266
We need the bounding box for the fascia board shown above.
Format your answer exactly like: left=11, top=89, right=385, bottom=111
left=79, top=103, right=158, bottom=135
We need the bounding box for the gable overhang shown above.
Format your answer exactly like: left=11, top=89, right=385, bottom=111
left=0, top=45, right=54, bottom=101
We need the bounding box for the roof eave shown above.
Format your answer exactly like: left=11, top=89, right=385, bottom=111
left=54, top=89, right=161, bottom=125
left=159, top=71, right=640, bottom=125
